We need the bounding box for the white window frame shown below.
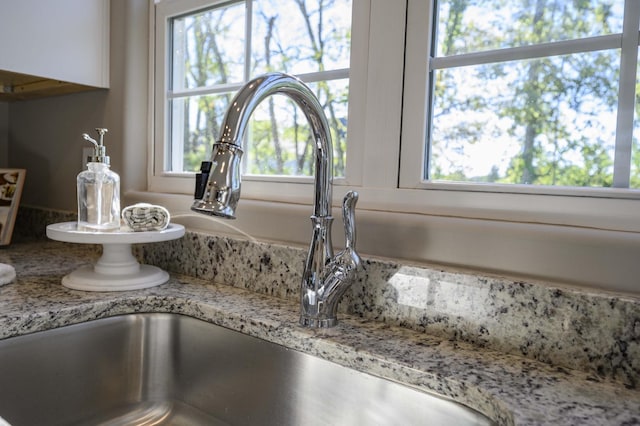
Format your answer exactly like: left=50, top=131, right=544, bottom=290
left=400, top=0, right=640, bottom=233
left=151, top=0, right=371, bottom=205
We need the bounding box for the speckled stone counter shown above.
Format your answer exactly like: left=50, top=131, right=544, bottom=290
left=1, top=239, right=639, bottom=425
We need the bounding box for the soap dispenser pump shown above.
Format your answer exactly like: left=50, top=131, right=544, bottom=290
left=77, top=128, right=121, bottom=232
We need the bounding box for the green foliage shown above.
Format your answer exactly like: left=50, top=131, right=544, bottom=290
left=431, top=0, right=623, bottom=188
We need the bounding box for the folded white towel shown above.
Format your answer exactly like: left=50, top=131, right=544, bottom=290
left=0, top=263, right=15, bottom=286
left=122, top=203, right=171, bottom=232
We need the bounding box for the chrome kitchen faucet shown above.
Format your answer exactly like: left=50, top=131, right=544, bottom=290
left=192, top=72, right=361, bottom=328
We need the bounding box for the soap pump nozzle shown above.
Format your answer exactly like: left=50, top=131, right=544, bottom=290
left=82, top=128, right=110, bottom=165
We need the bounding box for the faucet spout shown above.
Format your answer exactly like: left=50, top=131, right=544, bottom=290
left=192, top=72, right=360, bottom=328
left=191, top=73, right=332, bottom=219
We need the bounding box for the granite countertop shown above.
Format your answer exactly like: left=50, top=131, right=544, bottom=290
left=1, top=240, right=639, bottom=425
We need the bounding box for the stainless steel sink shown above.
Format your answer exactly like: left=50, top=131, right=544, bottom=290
left=0, top=313, right=494, bottom=425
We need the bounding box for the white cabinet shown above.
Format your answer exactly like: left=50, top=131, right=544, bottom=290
left=0, top=0, right=109, bottom=100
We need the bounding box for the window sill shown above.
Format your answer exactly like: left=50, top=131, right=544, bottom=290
left=126, top=188, right=640, bottom=295
left=148, top=173, right=640, bottom=233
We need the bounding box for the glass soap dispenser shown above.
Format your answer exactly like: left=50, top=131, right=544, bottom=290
left=77, top=128, right=121, bottom=232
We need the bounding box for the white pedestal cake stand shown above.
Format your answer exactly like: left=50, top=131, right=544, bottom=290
left=46, top=222, right=185, bottom=291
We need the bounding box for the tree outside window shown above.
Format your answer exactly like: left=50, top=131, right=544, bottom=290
left=168, top=0, right=351, bottom=178
left=429, top=0, right=638, bottom=189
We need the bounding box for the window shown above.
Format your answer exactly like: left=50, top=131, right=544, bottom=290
left=403, top=0, right=640, bottom=194
left=153, top=0, right=640, bottom=227
left=156, top=0, right=351, bottom=181
left=148, top=1, right=640, bottom=291
left=155, top=0, right=640, bottom=205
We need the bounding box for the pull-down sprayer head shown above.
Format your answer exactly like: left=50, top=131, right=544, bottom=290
left=191, top=72, right=332, bottom=220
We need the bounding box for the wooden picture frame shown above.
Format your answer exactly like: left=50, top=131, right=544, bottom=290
left=0, top=169, right=26, bottom=246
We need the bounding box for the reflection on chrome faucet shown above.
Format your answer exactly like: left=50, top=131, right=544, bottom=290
left=192, top=72, right=361, bottom=328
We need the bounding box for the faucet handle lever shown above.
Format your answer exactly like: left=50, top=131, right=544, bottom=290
left=308, top=190, right=360, bottom=328
left=342, top=191, right=358, bottom=250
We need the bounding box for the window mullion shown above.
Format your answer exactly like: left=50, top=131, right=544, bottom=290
left=295, top=69, right=350, bottom=83
left=431, top=34, right=623, bottom=70
left=168, top=82, right=247, bottom=98
left=613, top=0, right=640, bottom=188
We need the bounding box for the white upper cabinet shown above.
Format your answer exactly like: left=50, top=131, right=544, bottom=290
left=0, top=0, right=109, bottom=100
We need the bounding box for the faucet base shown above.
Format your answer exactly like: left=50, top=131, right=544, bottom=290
left=299, top=316, right=338, bottom=328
